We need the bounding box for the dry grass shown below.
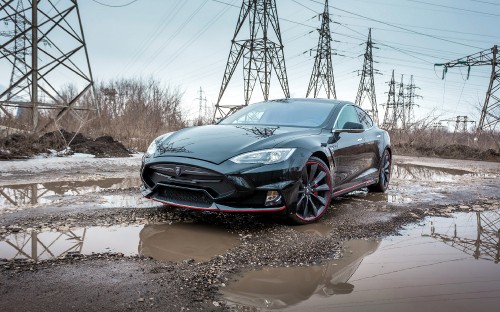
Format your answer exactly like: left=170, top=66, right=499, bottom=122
left=0, top=78, right=187, bottom=152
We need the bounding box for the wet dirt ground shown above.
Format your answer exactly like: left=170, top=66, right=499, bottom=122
left=0, top=155, right=499, bottom=311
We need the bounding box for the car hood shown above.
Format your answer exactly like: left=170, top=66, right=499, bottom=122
left=153, top=125, right=321, bottom=164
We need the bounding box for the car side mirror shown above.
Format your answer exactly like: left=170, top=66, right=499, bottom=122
left=333, top=121, right=365, bottom=133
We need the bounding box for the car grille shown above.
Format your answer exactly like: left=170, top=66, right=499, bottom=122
left=154, top=186, right=214, bottom=208
left=142, top=163, right=235, bottom=199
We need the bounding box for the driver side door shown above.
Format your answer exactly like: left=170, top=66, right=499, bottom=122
left=329, top=105, right=369, bottom=194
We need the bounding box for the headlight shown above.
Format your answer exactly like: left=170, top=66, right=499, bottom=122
left=230, top=148, right=296, bottom=165
left=145, top=132, right=173, bottom=157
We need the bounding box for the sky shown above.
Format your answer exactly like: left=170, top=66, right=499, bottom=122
left=2, top=0, right=500, bottom=128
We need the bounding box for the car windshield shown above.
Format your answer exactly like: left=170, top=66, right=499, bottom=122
left=219, top=100, right=336, bottom=127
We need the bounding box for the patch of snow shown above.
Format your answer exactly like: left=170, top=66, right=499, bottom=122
left=70, top=153, right=95, bottom=158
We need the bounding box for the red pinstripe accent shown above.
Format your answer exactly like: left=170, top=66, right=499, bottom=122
left=333, top=179, right=376, bottom=196
left=146, top=196, right=286, bottom=213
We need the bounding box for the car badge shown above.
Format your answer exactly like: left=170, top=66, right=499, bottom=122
left=175, top=166, right=182, bottom=177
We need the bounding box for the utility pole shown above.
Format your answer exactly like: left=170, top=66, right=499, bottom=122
left=0, top=0, right=95, bottom=133
left=306, top=0, right=336, bottom=99
left=382, top=69, right=396, bottom=129
left=355, top=28, right=379, bottom=124
left=404, top=75, right=421, bottom=127
left=214, top=0, right=290, bottom=121
left=435, top=45, right=500, bottom=132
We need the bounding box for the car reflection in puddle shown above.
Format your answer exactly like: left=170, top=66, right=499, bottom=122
left=223, top=240, right=380, bottom=310
left=139, top=223, right=240, bottom=262
left=224, top=209, right=500, bottom=311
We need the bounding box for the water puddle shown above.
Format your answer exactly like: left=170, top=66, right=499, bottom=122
left=0, top=225, right=142, bottom=261
left=139, top=223, right=240, bottom=262
left=392, top=164, right=492, bottom=182
left=224, top=209, right=500, bottom=311
left=0, top=178, right=161, bottom=210
left=0, top=222, right=240, bottom=262
left=223, top=240, right=380, bottom=309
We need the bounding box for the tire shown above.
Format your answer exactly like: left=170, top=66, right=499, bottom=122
left=368, top=149, right=391, bottom=193
left=289, top=156, right=332, bottom=224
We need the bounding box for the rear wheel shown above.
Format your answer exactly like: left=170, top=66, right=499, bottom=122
left=368, top=149, right=391, bottom=192
left=289, top=156, right=332, bottom=224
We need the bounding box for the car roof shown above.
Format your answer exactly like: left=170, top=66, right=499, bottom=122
left=267, top=98, right=353, bottom=107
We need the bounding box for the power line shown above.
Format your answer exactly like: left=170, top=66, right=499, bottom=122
left=470, top=0, right=500, bottom=6
left=90, top=0, right=140, bottom=8
left=307, top=0, right=483, bottom=49
left=407, top=0, right=500, bottom=18
left=121, top=2, right=187, bottom=76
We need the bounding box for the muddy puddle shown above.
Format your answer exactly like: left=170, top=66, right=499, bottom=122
left=0, top=178, right=161, bottom=210
left=224, top=209, right=500, bottom=311
left=0, top=222, right=240, bottom=262
left=392, top=163, right=495, bottom=182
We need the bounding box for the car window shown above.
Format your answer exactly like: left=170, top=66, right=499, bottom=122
left=334, top=105, right=361, bottom=129
left=355, top=107, right=373, bottom=129
left=232, top=110, right=265, bottom=124
left=220, top=101, right=336, bottom=127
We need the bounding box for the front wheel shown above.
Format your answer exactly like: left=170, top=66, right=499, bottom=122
left=289, top=156, right=332, bottom=224
left=368, top=149, right=391, bottom=193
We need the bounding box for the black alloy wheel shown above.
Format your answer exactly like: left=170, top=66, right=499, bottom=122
left=369, top=149, right=391, bottom=192
left=290, top=156, right=332, bottom=224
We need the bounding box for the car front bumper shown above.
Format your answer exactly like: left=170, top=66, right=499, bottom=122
left=140, top=151, right=309, bottom=213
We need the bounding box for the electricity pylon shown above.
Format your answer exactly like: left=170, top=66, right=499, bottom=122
left=355, top=28, right=379, bottom=124
left=428, top=211, right=500, bottom=263
left=381, top=70, right=396, bottom=129
left=306, top=0, right=336, bottom=99
left=395, top=74, right=405, bottom=129
left=436, top=45, right=500, bottom=132
left=441, top=116, right=476, bottom=133
left=0, top=0, right=29, bottom=119
left=214, top=0, right=290, bottom=121
left=0, top=0, right=94, bottom=132
left=404, top=75, right=421, bottom=127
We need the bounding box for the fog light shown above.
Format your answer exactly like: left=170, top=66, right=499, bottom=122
left=265, top=191, right=282, bottom=206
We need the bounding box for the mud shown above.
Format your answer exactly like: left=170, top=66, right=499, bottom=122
left=0, top=129, right=131, bottom=159
left=394, top=143, right=500, bottom=162
left=0, top=155, right=499, bottom=311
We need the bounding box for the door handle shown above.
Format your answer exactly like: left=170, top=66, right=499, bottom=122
left=376, top=135, right=381, bottom=138
left=357, top=138, right=363, bottom=142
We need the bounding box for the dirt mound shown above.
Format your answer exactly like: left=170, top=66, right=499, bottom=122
left=0, top=130, right=131, bottom=159
left=394, top=143, right=500, bottom=162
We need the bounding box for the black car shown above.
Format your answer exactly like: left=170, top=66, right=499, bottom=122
left=140, top=98, right=391, bottom=224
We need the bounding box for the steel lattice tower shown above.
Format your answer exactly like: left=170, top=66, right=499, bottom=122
left=306, top=0, right=336, bottom=99
left=382, top=69, right=396, bottom=129
left=429, top=211, right=500, bottom=263
left=0, top=0, right=94, bottom=132
left=436, top=45, right=500, bottom=132
left=214, top=0, right=290, bottom=121
left=355, top=28, right=378, bottom=124
left=1, top=0, right=29, bottom=119
left=441, top=116, right=476, bottom=133
left=395, top=74, right=405, bottom=129
left=404, top=75, right=421, bottom=127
